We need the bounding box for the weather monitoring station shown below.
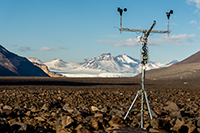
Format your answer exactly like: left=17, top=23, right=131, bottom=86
left=117, top=7, right=173, bottom=128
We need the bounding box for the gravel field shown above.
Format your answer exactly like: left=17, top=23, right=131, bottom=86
left=0, top=77, right=200, bottom=133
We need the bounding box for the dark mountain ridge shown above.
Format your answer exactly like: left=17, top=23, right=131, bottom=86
left=175, top=51, right=200, bottom=65
left=0, top=45, right=49, bottom=76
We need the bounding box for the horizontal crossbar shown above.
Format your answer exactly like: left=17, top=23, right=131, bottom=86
left=119, top=28, right=170, bottom=34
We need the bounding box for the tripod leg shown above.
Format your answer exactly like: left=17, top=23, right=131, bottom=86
left=144, top=91, right=153, bottom=120
left=141, top=91, right=144, bottom=128
left=146, top=89, right=169, bottom=101
left=124, top=90, right=141, bottom=120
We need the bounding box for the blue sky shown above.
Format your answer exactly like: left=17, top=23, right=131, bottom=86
left=0, top=0, right=200, bottom=63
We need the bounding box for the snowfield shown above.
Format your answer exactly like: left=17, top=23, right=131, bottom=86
left=29, top=53, right=178, bottom=77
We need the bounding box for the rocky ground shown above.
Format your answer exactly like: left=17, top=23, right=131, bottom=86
left=0, top=77, right=200, bottom=133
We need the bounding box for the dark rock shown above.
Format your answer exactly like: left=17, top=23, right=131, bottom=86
left=36, top=128, right=56, bottom=133
left=0, top=119, right=11, bottom=132
left=108, top=117, right=126, bottom=127
left=3, top=105, right=12, bottom=110
left=1, top=109, right=13, bottom=115
left=167, top=101, right=179, bottom=111
left=75, top=124, right=84, bottom=131
left=91, top=106, right=99, bottom=112
left=57, top=128, right=73, bottom=133
left=77, top=127, right=92, bottom=133
left=107, top=127, right=151, bottom=133
left=150, top=118, right=170, bottom=130
left=41, top=103, right=51, bottom=111
left=150, top=109, right=158, bottom=118
left=34, top=116, right=45, bottom=122
left=149, top=128, right=168, bottom=133
left=170, top=111, right=182, bottom=118
left=172, top=118, right=185, bottom=132
left=177, top=124, right=196, bottom=133
left=62, top=103, right=70, bottom=110
left=55, top=119, right=63, bottom=132
left=197, top=119, right=200, bottom=127
left=101, top=106, right=108, bottom=113
left=110, top=109, right=125, bottom=116
left=94, top=112, right=104, bottom=119
left=61, top=115, right=74, bottom=128
left=91, top=120, right=99, bottom=130
left=11, top=121, right=28, bottom=131
left=184, top=124, right=196, bottom=133
left=63, top=106, right=74, bottom=113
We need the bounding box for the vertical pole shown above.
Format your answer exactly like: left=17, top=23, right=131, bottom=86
left=141, top=32, right=147, bottom=128
left=120, top=15, right=122, bottom=29
left=141, top=65, right=145, bottom=128
left=167, top=19, right=169, bottom=37
left=120, top=15, right=122, bottom=34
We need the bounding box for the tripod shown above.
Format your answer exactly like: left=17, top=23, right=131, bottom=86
left=123, top=22, right=155, bottom=128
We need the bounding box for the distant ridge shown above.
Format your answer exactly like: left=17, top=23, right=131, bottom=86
left=137, top=50, right=200, bottom=80
left=175, top=51, right=200, bottom=65
left=0, top=45, right=49, bottom=76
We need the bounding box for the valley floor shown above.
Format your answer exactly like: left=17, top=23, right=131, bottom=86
left=0, top=77, right=199, bottom=132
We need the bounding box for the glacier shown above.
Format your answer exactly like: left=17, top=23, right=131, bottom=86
left=29, top=53, right=178, bottom=77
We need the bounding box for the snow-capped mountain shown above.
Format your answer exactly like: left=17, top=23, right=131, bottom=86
left=81, top=53, right=140, bottom=73
left=31, top=52, right=178, bottom=77
left=42, top=58, right=80, bottom=72
left=81, top=53, right=178, bottom=74
left=165, top=59, right=179, bottom=66
left=28, top=58, right=43, bottom=64
left=45, top=58, right=67, bottom=68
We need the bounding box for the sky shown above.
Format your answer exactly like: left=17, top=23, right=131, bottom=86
left=0, top=0, right=200, bottom=63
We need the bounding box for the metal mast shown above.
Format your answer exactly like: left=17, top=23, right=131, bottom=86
left=117, top=7, right=173, bottom=128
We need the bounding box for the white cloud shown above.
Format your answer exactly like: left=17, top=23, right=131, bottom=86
left=96, top=34, right=196, bottom=47
left=149, top=34, right=196, bottom=46
left=187, top=0, right=200, bottom=16
left=96, top=38, right=139, bottom=47
left=189, top=20, right=197, bottom=24
left=198, top=26, right=200, bottom=30
left=187, top=0, right=200, bottom=9
left=39, top=47, right=66, bottom=51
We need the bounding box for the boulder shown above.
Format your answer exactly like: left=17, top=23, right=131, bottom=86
left=108, top=117, right=126, bottom=127
left=61, top=115, right=74, bottom=128
left=91, top=106, right=99, bottom=112
left=167, top=101, right=179, bottom=111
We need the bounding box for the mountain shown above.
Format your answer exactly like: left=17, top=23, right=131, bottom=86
left=175, top=51, right=200, bottom=65
left=140, top=51, right=200, bottom=80
left=43, top=58, right=80, bottom=71
left=81, top=53, right=128, bottom=72
left=45, top=58, right=67, bottom=68
left=0, top=45, right=49, bottom=76
left=165, top=59, right=179, bottom=66
left=80, top=53, right=178, bottom=74
left=32, top=63, right=63, bottom=77
left=28, top=58, right=43, bottom=64
left=38, top=52, right=178, bottom=77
